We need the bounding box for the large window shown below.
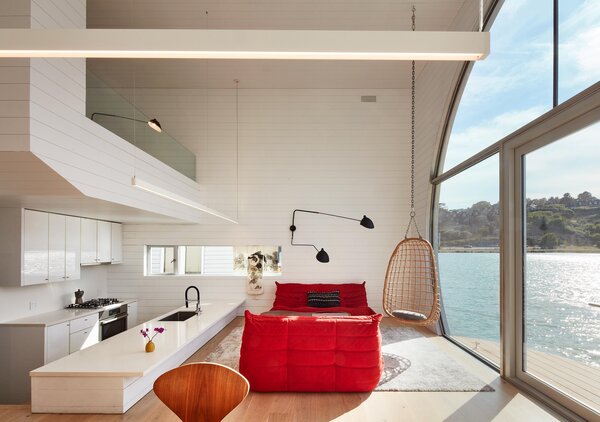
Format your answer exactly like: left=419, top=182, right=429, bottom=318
left=146, top=245, right=281, bottom=276
left=558, top=0, right=600, bottom=102
left=437, top=155, right=500, bottom=366
left=443, top=1, right=553, bottom=171
left=434, top=1, right=599, bottom=418
left=520, top=122, right=600, bottom=413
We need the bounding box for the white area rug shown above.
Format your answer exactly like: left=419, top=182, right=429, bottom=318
left=205, top=325, right=494, bottom=392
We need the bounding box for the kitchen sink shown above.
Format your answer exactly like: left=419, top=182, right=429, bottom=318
left=159, top=311, right=198, bottom=322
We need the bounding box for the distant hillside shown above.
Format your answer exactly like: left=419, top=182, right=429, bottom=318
left=439, top=192, right=600, bottom=251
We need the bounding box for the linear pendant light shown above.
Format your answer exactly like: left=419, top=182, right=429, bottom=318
left=0, top=29, right=489, bottom=61
left=131, top=176, right=238, bottom=224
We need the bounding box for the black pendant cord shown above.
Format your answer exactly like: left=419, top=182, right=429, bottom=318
left=405, top=5, right=422, bottom=240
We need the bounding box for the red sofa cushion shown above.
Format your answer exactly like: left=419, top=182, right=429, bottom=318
left=239, top=311, right=383, bottom=392
left=272, top=281, right=371, bottom=311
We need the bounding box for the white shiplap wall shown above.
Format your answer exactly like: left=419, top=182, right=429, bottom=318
left=0, top=0, right=111, bottom=323
left=0, top=0, right=30, bottom=150
left=109, top=89, right=412, bottom=322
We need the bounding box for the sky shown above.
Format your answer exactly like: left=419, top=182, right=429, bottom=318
left=440, top=0, right=600, bottom=210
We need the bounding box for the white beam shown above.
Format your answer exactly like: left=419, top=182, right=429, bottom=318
left=0, top=29, right=489, bottom=61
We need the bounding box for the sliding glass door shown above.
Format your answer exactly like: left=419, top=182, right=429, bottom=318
left=516, top=121, right=600, bottom=418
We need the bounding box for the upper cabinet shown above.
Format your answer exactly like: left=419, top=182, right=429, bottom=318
left=81, top=219, right=122, bottom=265
left=0, top=209, right=79, bottom=287
left=0, top=209, right=121, bottom=287
left=23, top=210, right=50, bottom=286
left=111, top=223, right=123, bottom=264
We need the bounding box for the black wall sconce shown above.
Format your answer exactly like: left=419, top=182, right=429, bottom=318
left=290, top=209, right=374, bottom=263
left=91, top=112, right=162, bottom=133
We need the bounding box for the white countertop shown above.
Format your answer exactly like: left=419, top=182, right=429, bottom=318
left=30, top=300, right=244, bottom=377
left=0, top=299, right=137, bottom=327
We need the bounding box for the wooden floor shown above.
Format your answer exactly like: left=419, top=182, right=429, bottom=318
left=0, top=318, right=566, bottom=422
left=455, top=335, right=600, bottom=413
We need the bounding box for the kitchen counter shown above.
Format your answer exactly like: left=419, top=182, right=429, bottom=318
left=30, top=299, right=245, bottom=414
left=0, top=299, right=138, bottom=327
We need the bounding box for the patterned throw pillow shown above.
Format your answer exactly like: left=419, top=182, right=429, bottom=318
left=307, top=291, right=341, bottom=308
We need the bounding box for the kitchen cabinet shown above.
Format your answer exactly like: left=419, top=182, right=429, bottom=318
left=69, top=314, right=99, bottom=353
left=97, top=220, right=111, bottom=263
left=81, top=219, right=121, bottom=265
left=0, top=209, right=82, bottom=286
left=46, top=321, right=70, bottom=363
left=127, top=301, right=138, bottom=329
left=111, top=222, right=123, bottom=263
left=65, top=216, right=81, bottom=280
left=0, top=309, right=101, bottom=404
left=22, top=209, right=50, bottom=286
left=46, top=213, right=82, bottom=283
left=48, top=213, right=66, bottom=282
left=80, top=218, right=98, bottom=265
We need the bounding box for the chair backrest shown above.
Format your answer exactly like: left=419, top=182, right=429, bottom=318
left=153, top=362, right=250, bottom=422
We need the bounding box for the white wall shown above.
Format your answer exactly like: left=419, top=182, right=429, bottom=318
left=109, top=88, right=412, bottom=322
left=0, top=1, right=110, bottom=324
left=0, top=266, right=108, bottom=322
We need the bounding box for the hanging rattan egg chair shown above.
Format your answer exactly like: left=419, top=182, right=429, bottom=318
left=383, top=233, right=440, bottom=326
left=382, top=6, right=440, bottom=327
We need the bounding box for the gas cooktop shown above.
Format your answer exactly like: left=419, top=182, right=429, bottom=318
left=66, top=298, right=122, bottom=309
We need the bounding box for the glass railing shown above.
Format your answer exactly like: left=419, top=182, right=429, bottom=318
left=86, top=71, right=196, bottom=181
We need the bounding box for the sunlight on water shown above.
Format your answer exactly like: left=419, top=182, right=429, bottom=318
left=525, top=253, right=600, bottom=368
left=439, top=252, right=600, bottom=368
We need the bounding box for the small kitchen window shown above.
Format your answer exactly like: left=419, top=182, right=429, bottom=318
left=145, top=245, right=281, bottom=276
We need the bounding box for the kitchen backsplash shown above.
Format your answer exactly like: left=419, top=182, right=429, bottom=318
left=0, top=266, right=108, bottom=322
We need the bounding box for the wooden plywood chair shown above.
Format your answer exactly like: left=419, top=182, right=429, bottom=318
left=153, top=362, right=250, bottom=422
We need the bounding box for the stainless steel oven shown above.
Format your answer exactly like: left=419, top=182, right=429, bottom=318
left=99, top=303, right=128, bottom=340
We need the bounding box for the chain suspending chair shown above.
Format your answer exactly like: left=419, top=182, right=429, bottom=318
left=382, top=6, right=440, bottom=327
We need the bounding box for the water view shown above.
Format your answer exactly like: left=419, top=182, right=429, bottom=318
left=439, top=252, right=600, bottom=368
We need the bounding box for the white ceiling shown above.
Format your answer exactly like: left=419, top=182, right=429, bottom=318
left=87, top=0, right=466, bottom=31
left=86, top=0, right=472, bottom=89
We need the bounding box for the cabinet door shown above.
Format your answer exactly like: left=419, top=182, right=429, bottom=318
left=127, top=302, right=138, bottom=329
left=97, top=221, right=111, bottom=263
left=110, top=223, right=122, bottom=264
left=65, top=216, right=81, bottom=280
left=48, top=214, right=66, bottom=282
left=22, top=210, right=49, bottom=286
left=45, top=321, right=69, bottom=363
left=69, top=325, right=99, bottom=353
left=80, top=218, right=97, bottom=265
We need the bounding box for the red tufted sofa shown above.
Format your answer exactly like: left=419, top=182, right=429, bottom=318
left=239, top=282, right=383, bottom=392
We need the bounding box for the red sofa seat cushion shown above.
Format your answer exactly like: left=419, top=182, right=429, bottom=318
left=271, top=281, right=375, bottom=314
left=239, top=311, right=383, bottom=392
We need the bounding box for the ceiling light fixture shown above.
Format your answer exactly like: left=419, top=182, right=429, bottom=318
left=91, top=112, right=162, bottom=133
left=0, top=29, right=489, bottom=61
left=290, top=209, right=374, bottom=263
left=132, top=176, right=238, bottom=224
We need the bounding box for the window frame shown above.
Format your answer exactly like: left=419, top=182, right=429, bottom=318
left=144, top=245, right=283, bottom=277
left=431, top=1, right=600, bottom=418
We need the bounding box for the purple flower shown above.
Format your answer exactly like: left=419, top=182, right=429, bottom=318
left=141, top=326, right=165, bottom=342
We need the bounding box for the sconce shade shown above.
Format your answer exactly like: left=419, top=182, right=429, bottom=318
left=316, top=248, right=330, bottom=263
left=360, top=215, right=375, bottom=229
left=90, top=112, right=163, bottom=133
left=148, top=118, right=162, bottom=133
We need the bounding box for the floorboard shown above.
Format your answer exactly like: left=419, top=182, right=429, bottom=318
left=0, top=317, right=567, bottom=421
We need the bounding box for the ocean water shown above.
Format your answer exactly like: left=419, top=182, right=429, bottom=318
left=439, top=252, right=600, bottom=368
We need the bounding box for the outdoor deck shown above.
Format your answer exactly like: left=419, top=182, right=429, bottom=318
left=454, top=336, right=600, bottom=413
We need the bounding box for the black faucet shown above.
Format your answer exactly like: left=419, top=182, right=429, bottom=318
left=185, top=286, right=201, bottom=313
